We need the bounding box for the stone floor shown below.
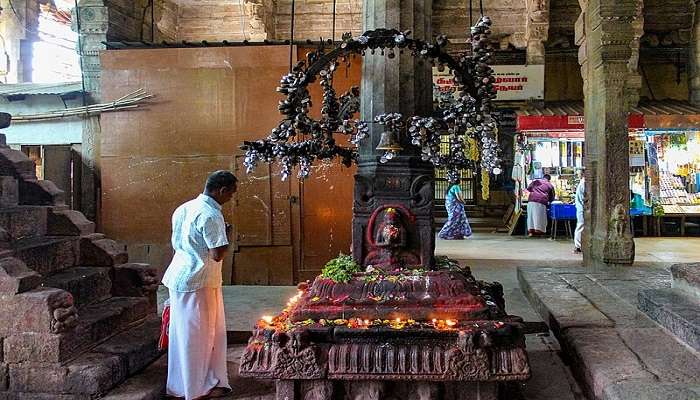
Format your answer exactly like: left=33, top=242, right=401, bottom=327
left=152, top=233, right=700, bottom=399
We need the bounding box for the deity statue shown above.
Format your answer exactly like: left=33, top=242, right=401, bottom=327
left=364, top=205, right=420, bottom=269
left=374, top=208, right=406, bottom=248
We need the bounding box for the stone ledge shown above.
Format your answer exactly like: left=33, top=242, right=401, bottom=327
left=43, top=267, right=112, bottom=308
left=47, top=210, right=95, bottom=237
left=517, top=268, right=614, bottom=337
left=100, top=353, right=166, bottom=400
left=603, top=382, right=700, bottom=400
left=13, top=236, right=79, bottom=276
left=0, top=257, right=41, bottom=295
left=0, top=206, right=48, bottom=240
left=638, top=288, right=700, bottom=352
left=6, top=317, right=161, bottom=396
left=559, top=328, right=655, bottom=400
left=671, top=263, right=700, bottom=300
left=518, top=266, right=700, bottom=400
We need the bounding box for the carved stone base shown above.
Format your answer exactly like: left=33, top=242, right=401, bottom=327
left=275, top=380, right=498, bottom=400
left=590, top=235, right=635, bottom=266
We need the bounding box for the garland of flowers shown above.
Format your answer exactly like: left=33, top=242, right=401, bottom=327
left=241, top=17, right=502, bottom=182
left=481, top=169, right=490, bottom=201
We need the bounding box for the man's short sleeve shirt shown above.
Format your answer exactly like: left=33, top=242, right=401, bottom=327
left=162, top=194, right=229, bottom=292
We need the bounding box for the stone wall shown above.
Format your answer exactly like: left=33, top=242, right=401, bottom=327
left=176, top=1, right=250, bottom=41
left=99, top=0, right=179, bottom=43
left=434, top=0, right=526, bottom=48
left=545, top=54, right=584, bottom=101
left=273, top=0, right=362, bottom=40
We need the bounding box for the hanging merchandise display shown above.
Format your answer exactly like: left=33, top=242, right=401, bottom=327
left=647, top=130, right=700, bottom=214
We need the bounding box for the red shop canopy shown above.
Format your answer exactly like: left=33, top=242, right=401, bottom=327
left=516, top=100, right=700, bottom=132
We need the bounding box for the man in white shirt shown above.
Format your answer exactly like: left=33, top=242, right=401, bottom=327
left=162, top=170, right=237, bottom=400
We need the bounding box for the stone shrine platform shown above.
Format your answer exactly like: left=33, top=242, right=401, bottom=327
left=518, top=265, right=700, bottom=400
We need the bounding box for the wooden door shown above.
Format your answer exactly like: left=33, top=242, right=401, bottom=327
left=232, top=155, right=297, bottom=285
left=298, top=164, right=356, bottom=282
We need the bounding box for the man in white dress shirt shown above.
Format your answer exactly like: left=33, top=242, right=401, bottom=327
left=162, top=170, right=237, bottom=400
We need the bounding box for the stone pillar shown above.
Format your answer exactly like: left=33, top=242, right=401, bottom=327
left=690, top=1, right=700, bottom=105
left=525, top=0, right=550, bottom=65
left=72, top=0, right=109, bottom=222
left=352, top=0, right=435, bottom=268
left=578, top=0, right=642, bottom=266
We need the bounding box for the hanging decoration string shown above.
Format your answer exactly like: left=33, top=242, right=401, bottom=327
left=332, top=0, right=337, bottom=42
left=289, top=0, right=296, bottom=72
left=479, top=0, right=484, bottom=16
left=151, top=0, right=155, bottom=42
left=469, top=0, right=473, bottom=27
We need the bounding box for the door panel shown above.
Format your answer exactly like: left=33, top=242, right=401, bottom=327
left=233, top=246, right=294, bottom=285
left=233, top=155, right=295, bottom=284
left=234, top=155, right=273, bottom=246
left=43, top=145, right=74, bottom=208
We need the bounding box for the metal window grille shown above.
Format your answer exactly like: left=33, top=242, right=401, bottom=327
left=434, top=137, right=477, bottom=204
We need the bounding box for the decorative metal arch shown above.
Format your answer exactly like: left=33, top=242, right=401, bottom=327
left=241, top=16, right=501, bottom=183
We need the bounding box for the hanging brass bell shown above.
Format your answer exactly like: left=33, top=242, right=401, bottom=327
left=375, top=130, right=404, bottom=152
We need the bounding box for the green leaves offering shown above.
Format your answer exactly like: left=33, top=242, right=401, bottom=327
left=321, top=253, right=361, bottom=283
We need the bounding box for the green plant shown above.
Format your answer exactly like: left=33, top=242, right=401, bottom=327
left=321, top=253, right=361, bottom=283
left=435, top=256, right=461, bottom=271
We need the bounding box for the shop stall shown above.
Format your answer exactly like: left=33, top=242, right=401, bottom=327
left=513, top=101, right=700, bottom=237
left=644, top=110, right=700, bottom=235
left=514, top=103, right=645, bottom=211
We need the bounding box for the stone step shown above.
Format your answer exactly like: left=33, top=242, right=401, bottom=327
left=42, top=267, right=112, bottom=308
left=0, top=175, right=19, bottom=208
left=671, top=263, right=700, bottom=300
left=638, top=288, right=700, bottom=352
left=7, top=316, right=162, bottom=397
left=13, top=236, right=79, bottom=276
left=2, top=296, right=152, bottom=364
left=0, top=206, right=47, bottom=240
left=603, top=382, right=700, bottom=400
left=100, top=353, right=167, bottom=400
left=79, top=296, right=152, bottom=347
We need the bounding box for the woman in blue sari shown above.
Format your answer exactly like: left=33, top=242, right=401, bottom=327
left=438, top=183, right=473, bottom=239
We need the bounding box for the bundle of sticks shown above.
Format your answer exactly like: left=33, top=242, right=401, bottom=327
left=10, top=89, right=154, bottom=123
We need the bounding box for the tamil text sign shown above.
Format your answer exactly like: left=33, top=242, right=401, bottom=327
left=433, top=65, right=545, bottom=101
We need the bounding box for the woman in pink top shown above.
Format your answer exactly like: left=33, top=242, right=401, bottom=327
left=526, top=174, right=556, bottom=236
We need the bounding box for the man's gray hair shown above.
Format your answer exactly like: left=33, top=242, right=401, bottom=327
left=205, top=170, right=238, bottom=192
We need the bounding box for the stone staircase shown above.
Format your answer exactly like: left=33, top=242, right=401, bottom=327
left=0, top=134, right=162, bottom=399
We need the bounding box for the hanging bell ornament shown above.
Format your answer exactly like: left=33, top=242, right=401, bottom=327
left=375, top=130, right=404, bottom=153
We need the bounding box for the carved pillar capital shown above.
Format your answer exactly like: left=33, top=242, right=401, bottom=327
left=525, top=0, right=550, bottom=64
left=244, top=0, right=270, bottom=41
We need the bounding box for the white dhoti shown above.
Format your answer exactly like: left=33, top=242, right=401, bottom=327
left=527, top=202, right=548, bottom=233
left=574, top=210, right=584, bottom=249
left=167, top=287, right=230, bottom=400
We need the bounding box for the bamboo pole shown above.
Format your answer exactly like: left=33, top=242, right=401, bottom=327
left=9, top=89, right=154, bottom=123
